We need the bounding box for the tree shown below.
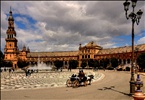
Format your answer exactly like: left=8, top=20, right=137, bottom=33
left=29, top=61, right=36, bottom=66
left=81, top=60, right=87, bottom=69
left=54, top=60, right=63, bottom=70
left=17, top=59, right=29, bottom=68
left=93, top=60, right=99, bottom=70
left=104, top=58, right=110, bottom=68
left=69, top=60, right=78, bottom=69
left=45, top=61, right=51, bottom=66
left=110, top=57, right=118, bottom=68
left=137, top=53, right=145, bottom=70
left=88, top=59, right=94, bottom=67
left=0, top=51, right=5, bottom=67
left=4, top=61, right=13, bottom=67
left=94, top=60, right=99, bottom=67
left=99, top=59, right=104, bottom=68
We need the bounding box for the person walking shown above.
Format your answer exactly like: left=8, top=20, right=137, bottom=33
left=68, top=65, right=72, bottom=72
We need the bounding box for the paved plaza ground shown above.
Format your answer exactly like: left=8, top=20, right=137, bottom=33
left=1, top=69, right=145, bottom=100
left=1, top=69, right=103, bottom=91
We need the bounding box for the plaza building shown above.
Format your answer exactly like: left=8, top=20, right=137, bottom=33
left=4, top=9, right=145, bottom=69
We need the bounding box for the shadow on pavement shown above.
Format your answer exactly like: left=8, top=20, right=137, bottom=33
left=98, top=86, right=131, bottom=97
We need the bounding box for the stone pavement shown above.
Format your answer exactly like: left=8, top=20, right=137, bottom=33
left=139, top=72, right=145, bottom=76
left=1, top=69, right=104, bottom=91
left=1, top=70, right=145, bottom=100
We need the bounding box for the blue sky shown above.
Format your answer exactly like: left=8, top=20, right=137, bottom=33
left=14, top=14, right=37, bottom=30
left=1, top=1, right=145, bottom=53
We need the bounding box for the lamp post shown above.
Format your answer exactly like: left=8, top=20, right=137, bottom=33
left=133, top=74, right=145, bottom=100
left=123, top=0, right=143, bottom=94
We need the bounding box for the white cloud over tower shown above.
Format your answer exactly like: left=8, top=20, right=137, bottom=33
left=1, top=1, right=145, bottom=52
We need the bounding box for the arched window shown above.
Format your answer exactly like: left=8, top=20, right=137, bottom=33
left=123, top=59, right=126, bottom=64
left=82, top=55, right=84, bottom=59
left=7, top=35, right=9, bottom=38
left=127, top=59, right=130, bottom=64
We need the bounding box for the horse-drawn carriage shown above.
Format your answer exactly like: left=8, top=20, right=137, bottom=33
left=66, top=74, right=94, bottom=88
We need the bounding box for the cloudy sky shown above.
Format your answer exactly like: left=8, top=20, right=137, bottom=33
left=1, top=1, right=145, bottom=53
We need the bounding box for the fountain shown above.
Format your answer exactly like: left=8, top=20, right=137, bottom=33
left=28, top=56, right=55, bottom=71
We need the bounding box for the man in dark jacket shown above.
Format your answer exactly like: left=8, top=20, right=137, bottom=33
left=78, top=69, right=86, bottom=82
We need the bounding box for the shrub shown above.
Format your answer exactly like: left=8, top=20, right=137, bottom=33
left=81, top=60, right=87, bottom=69
left=137, top=53, right=145, bottom=70
left=69, top=60, right=78, bottom=69
left=125, top=67, right=130, bottom=71
left=107, top=67, right=114, bottom=70
left=17, top=59, right=29, bottom=68
left=98, top=66, right=104, bottom=69
left=117, top=68, right=122, bottom=71
left=54, top=60, right=63, bottom=70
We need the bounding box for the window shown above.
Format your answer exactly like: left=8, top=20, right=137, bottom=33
left=127, top=59, right=130, bottom=64
left=82, top=55, right=84, bottom=59
left=87, top=49, right=89, bottom=53
left=123, top=59, right=126, bottom=64
left=83, top=50, right=85, bottom=53
left=88, top=55, right=90, bottom=58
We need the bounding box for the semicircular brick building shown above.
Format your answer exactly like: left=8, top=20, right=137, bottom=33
left=4, top=9, right=145, bottom=69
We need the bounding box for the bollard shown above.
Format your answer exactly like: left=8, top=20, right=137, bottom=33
left=133, top=74, right=145, bottom=100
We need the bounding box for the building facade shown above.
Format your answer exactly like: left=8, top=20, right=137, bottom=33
left=4, top=9, right=145, bottom=69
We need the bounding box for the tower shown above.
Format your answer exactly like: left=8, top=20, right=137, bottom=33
left=4, top=8, right=19, bottom=69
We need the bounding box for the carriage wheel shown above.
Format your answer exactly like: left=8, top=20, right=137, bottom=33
left=73, top=80, right=79, bottom=88
left=66, top=79, right=72, bottom=87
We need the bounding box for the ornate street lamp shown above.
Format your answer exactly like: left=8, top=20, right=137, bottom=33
left=123, top=0, right=143, bottom=94
left=133, top=74, right=145, bottom=100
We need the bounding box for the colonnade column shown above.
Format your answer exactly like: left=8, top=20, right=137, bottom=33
left=126, top=59, right=127, bottom=64
left=63, top=60, right=65, bottom=68
left=121, top=59, right=123, bottom=65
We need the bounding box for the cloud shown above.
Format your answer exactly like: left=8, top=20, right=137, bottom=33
left=137, top=36, right=145, bottom=44
left=1, top=1, right=145, bottom=52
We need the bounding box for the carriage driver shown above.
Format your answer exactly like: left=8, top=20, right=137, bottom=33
left=78, top=69, right=87, bottom=81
